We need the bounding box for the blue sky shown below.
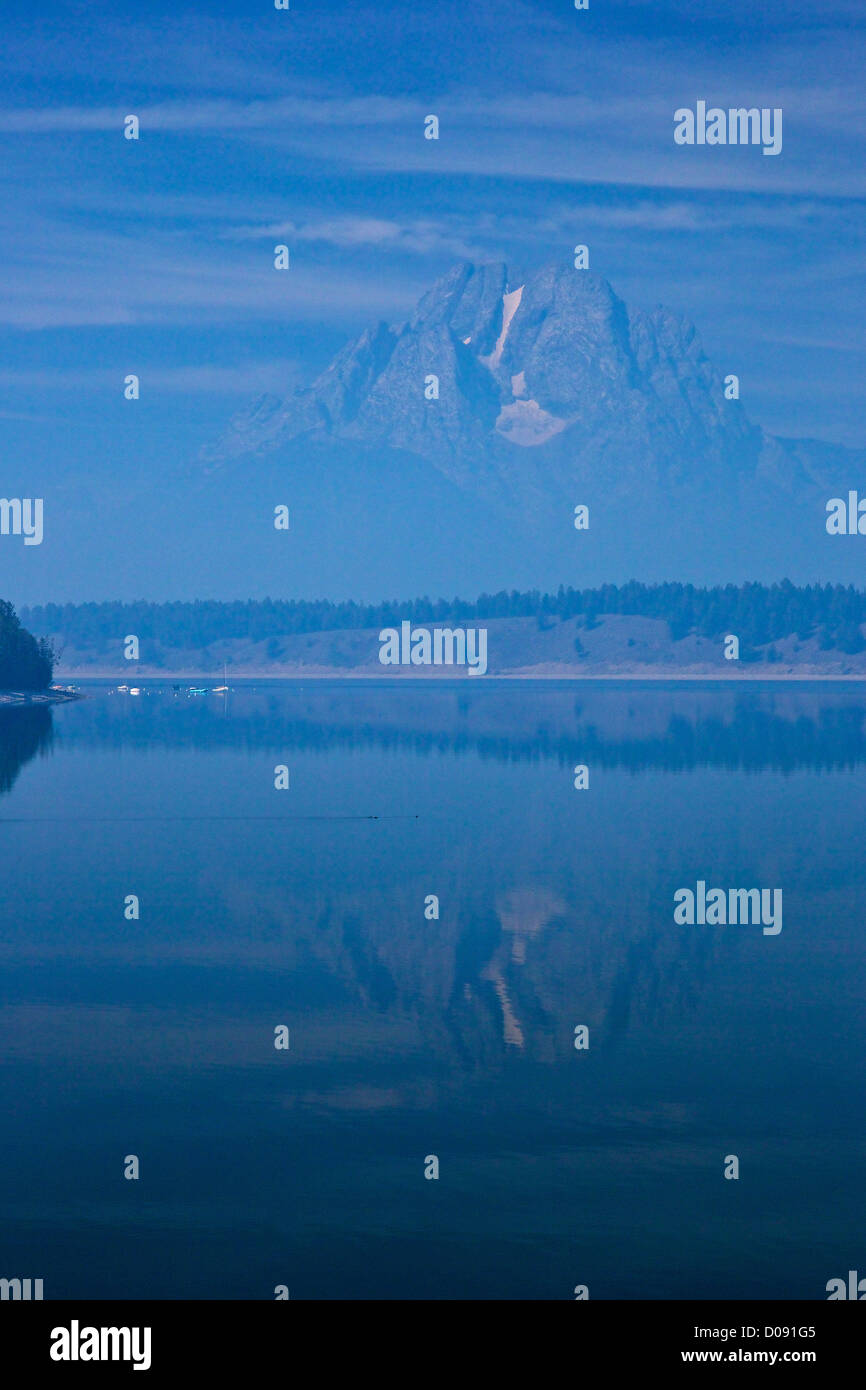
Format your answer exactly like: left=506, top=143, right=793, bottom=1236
left=0, top=0, right=864, bottom=600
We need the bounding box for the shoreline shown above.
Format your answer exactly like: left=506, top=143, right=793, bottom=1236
left=56, top=669, right=866, bottom=684
left=0, top=688, right=82, bottom=705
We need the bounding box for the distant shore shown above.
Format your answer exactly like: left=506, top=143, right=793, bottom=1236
left=56, top=669, right=866, bottom=684
left=45, top=606, right=866, bottom=683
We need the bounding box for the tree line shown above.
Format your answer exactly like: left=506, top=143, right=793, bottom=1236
left=20, top=579, right=866, bottom=655
left=0, top=601, right=55, bottom=688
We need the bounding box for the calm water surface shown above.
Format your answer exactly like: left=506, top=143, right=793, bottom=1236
left=1, top=681, right=864, bottom=1299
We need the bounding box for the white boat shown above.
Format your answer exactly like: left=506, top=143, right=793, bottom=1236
left=130, top=688, right=141, bottom=695
left=213, top=662, right=229, bottom=693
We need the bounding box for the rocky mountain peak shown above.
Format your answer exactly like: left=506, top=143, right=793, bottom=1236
left=204, top=259, right=764, bottom=481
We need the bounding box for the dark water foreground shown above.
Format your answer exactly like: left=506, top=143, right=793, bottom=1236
left=0, top=681, right=864, bottom=1300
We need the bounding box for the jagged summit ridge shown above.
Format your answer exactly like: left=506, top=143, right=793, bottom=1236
left=206, top=259, right=761, bottom=470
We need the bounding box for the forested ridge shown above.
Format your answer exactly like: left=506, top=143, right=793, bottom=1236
left=21, top=581, right=866, bottom=655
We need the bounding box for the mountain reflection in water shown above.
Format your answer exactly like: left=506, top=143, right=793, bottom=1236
left=0, top=682, right=863, bottom=1300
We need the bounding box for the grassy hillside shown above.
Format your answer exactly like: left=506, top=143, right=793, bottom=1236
left=20, top=581, right=866, bottom=678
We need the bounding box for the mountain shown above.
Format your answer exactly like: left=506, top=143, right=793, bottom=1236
left=199, top=260, right=866, bottom=596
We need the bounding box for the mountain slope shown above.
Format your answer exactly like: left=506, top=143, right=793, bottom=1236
left=199, top=260, right=866, bottom=594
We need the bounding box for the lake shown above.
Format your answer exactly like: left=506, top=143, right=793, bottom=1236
left=1, top=680, right=864, bottom=1299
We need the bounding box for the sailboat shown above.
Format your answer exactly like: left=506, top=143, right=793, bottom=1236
left=213, top=662, right=229, bottom=693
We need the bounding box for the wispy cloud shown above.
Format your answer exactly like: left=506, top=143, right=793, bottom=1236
left=0, top=360, right=303, bottom=393
left=1, top=56, right=863, bottom=199
left=223, top=214, right=477, bottom=258
left=0, top=94, right=417, bottom=134
left=0, top=214, right=426, bottom=328
left=0, top=0, right=861, bottom=452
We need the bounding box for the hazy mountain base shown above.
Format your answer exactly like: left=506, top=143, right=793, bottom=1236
left=188, top=434, right=866, bottom=599
left=54, top=613, right=866, bottom=677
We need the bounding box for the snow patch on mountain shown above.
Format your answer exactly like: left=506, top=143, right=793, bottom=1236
left=481, top=286, right=524, bottom=371
left=495, top=397, right=568, bottom=446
